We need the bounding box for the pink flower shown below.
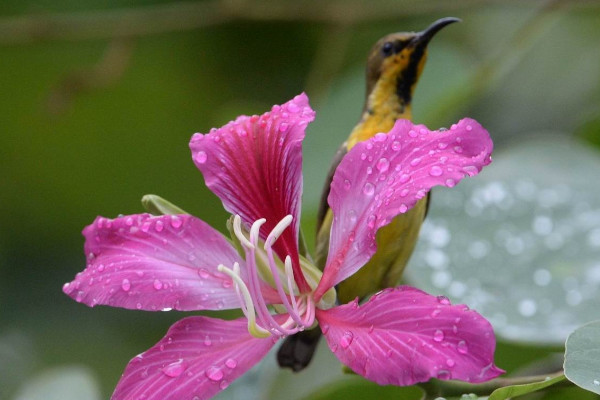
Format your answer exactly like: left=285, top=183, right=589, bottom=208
left=63, top=93, right=503, bottom=399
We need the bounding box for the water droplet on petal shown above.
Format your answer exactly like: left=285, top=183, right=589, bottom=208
left=392, top=141, right=401, bottom=151
left=410, top=158, right=421, bottom=167
left=340, top=331, right=354, bottom=349
left=399, top=204, right=408, bottom=213
left=433, top=329, right=444, bottom=342
left=155, top=220, right=164, bottom=232
left=199, top=269, right=210, bottom=279
left=429, top=166, right=443, bottom=177
left=195, top=151, right=207, bottom=164
left=446, top=358, right=455, bottom=367
left=225, top=358, right=237, bottom=369
left=121, top=279, right=131, bottom=292
left=445, top=178, right=456, bottom=187
left=206, top=366, right=223, bottom=381
left=363, top=182, right=375, bottom=196
left=457, top=340, right=468, bottom=354
left=437, top=295, right=451, bottom=305
left=162, top=360, right=185, bottom=377
left=219, top=380, right=229, bottom=390
left=436, top=370, right=452, bottom=381
left=153, top=279, right=163, bottom=290
left=204, top=335, right=212, bottom=346
left=376, top=158, right=390, bottom=173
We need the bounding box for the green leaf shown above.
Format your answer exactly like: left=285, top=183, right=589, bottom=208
left=488, top=374, right=565, bottom=400
left=564, top=320, right=600, bottom=394
left=141, top=194, right=188, bottom=215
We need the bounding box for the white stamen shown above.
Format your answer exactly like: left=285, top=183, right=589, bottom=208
left=233, top=215, right=254, bottom=249
left=218, top=263, right=270, bottom=338
left=285, top=255, right=300, bottom=316
left=249, top=218, right=266, bottom=245
left=266, top=214, right=293, bottom=245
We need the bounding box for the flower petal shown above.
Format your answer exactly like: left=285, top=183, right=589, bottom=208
left=316, top=286, right=503, bottom=386
left=190, top=94, right=314, bottom=277
left=112, top=316, right=277, bottom=400
left=63, top=214, right=253, bottom=311
left=315, top=118, right=493, bottom=298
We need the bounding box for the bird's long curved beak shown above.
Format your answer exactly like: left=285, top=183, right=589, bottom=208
left=411, top=17, right=461, bottom=49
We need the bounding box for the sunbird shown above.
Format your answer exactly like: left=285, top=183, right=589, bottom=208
left=278, top=17, right=461, bottom=372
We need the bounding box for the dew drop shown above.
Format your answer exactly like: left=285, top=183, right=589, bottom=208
left=437, top=369, right=452, bottom=380
left=340, top=331, right=354, bottom=349
left=399, top=204, right=408, bottom=213
left=206, top=366, right=223, bottom=381
left=392, top=141, right=401, bottom=151
left=446, top=358, right=455, bottom=367
left=457, top=340, right=468, bottom=354
left=437, top=295, right=451, bottom=305
left=204, top=335, right=212, bottom=346
left=170, top=216, right=182, bottom=229
left=162, top=360, right=185, bottom=377
left=219, top=380, right=229, bottom=390
left=195, top=151, right=208, bottom=164
left=410, top=158, right=421, bottom=167
left=376, top=158, right=390, bottom=173
left=153, top=279, right=163, bottom=290
left=454, top=146, right=463, bottom=154
left=408, top=130, right=417, bottom=138
left=155, top=220, right=164, bottom=232
left=121, top=279, right=131, bottom=292
left=225, top=358, right=237, bottom=369
left=363, top=182, right=375, bottom=196
left=429, top=166, right=443, bottom=177
left=199, top=269, right=210, bottom=279
left=445, top=178, right=456, bottom=187
left=343, top=179, right=351, bottom=190
left=433, top=329, right=444, bottom=342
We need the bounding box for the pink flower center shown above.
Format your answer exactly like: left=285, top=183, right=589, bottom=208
left=218, top=215, right=316, bottom=338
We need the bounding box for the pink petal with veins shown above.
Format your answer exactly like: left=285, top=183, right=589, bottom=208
left=63, top=214, right=279, bottom=311
left=190, top=93, right=315, bottom=290
left=112, top=316, right=278, bottom=400
left=316, top=286, right=503, bottom=386
left=315, top=118, right=493, bottom=298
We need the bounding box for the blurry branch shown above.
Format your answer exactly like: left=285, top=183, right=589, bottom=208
left=46, top=39, right=134, bottom=114
left=419, top=371, right=569, bottom=399
left=304, top=24, right=353, bottom=102
left=424, top=0, right=574, bottom=125
left=0, top=0, right=598, bottom=45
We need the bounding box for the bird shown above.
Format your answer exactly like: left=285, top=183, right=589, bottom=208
left=277, top=17, right=461, bottom=372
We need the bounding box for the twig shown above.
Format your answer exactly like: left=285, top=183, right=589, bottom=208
left=418, top=370, right=570, bottom=399
left=0, top=0, right=598, bottom=45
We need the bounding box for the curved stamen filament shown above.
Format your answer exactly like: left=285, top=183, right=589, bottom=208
left=217, top=263, right=270, bottom=338
left=229, top=214, right=316, bottom=338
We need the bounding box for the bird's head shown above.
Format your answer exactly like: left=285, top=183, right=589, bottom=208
left=365, top=17, right=460, bottom=106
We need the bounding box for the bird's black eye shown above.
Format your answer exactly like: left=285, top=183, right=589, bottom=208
left=382, top=42, right=394, bottom=56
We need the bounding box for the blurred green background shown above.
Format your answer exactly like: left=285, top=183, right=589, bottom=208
left=2, top=0, right=600, bottom=399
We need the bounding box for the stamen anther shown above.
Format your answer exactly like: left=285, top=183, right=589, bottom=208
left=233, top=215, right=254, bottom=249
